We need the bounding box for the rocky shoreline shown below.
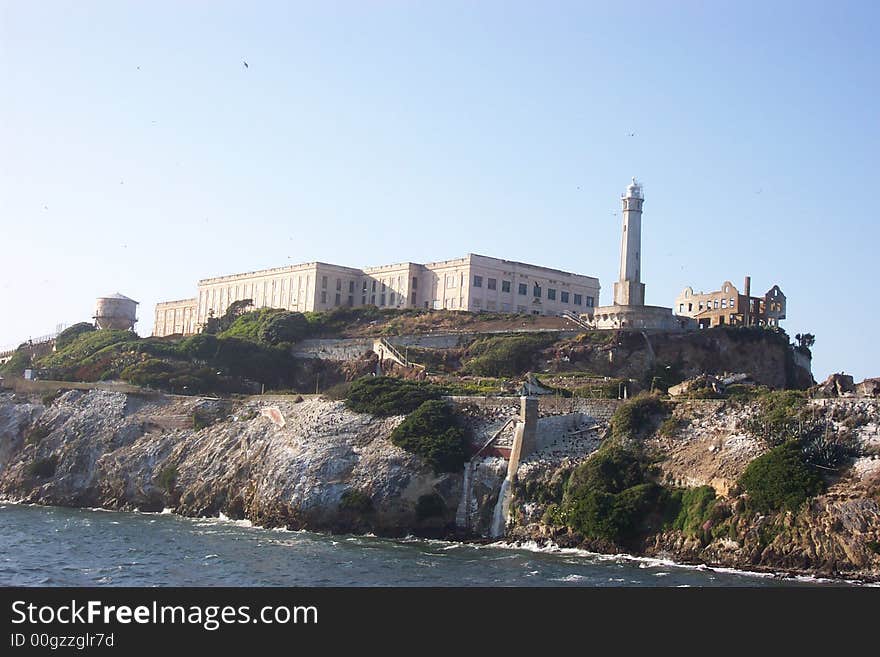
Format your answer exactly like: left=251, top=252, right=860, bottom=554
left=1, top=388, right=879, bottom=583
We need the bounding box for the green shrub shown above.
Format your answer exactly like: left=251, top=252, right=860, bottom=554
left=668, top=486, right=717, bottom=536
left=156, top=465, right=178, bottom=493
left=389, top=400, right=468, bottom=473
left=179, top=334, right=219, bottom=360
left=339, top=489, right=374, bottom=514
left=557, top=446, right=667, bottom=543
left=260, top=312, right=309, bottom=345
left=738, top=442, right=824, bottom=513
left=220, top=308, right=287, bottom=342
left=572, top=379, right=625, bottom=399
left=27, top=456, right=57, bottom=478
left=746, top=390, right=807, bottom=446
left=461, top=333, right=556, bottom=377
left=345, top=377, right=442, bottom=416
left=416, top=493, right=446, bottom=520
left=54, top=322, right=96, bottom=349
left=39, top=329, right=136, bottom=369
left=610, top=393, right=669, bottom=442
left=725, top=384, right=769, bottom=402
left=213, top=337, right=296, bottom=386
left=658, top=416, right=681, bottom=438
left=121, top=358, right=177, bottom=388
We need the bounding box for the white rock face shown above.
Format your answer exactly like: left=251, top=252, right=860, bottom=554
left=0, top=391, right=459, bottom=534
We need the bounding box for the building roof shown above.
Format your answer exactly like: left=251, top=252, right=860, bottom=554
left=99, top=292, right=138, bottom=303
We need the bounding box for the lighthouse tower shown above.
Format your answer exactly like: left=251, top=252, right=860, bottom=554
left=612, top=178, right=646, bottom=306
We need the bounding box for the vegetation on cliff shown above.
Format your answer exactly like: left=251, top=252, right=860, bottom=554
left=389, top=400, right=469, bottom=474
left=461, top=333, right=557, bottom=377
left=546, top=445, right=668, bottom=543
left=345, top=377, right=443, bottom=416
left=610, top=393, right=670, bottom=442
left=738, top=442, right=824, bottom=513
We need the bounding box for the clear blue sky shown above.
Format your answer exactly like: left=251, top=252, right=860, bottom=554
left=2, top=1, right=877, bottom=382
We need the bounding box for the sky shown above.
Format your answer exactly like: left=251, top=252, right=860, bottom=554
left=1, top=1, right=878, bottom=382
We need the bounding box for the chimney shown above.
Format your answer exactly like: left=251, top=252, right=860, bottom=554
left=743, top=276, right=752, bottom=326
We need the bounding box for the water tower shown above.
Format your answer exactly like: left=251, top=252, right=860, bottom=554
left=94, top=293, right=139, bottom=331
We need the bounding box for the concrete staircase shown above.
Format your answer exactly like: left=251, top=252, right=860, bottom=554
left=373, top=338, right=426, bottom=373
left=561, top=310, right=594, bottom=331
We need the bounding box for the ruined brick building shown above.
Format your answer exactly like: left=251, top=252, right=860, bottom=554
left=674, top=277, right=786, bottom=329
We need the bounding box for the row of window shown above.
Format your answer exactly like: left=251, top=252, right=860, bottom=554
left=680, top=297, right=738, bottom=313
left=473, top=276, right=593, bottom=306
left=322, top=275, right=419, bottom=300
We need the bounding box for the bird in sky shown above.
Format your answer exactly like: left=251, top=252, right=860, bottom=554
left=243, top=60, right=249, bottom=69
left=627, top=132, right=635, bottom=137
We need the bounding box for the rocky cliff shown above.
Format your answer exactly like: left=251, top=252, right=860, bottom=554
left=0, top=390, right=463, bottom=536
left=2, top=388, right=878, bottom=581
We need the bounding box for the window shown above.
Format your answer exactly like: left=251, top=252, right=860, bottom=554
left=473, top=299, right=482, bottom=308
left=502, top=280, right=511, bottom=293
left=322, top=276, right=328, bottom=289
left=688, top=303, right=693, bottom=312
left=370, top=294, right=376, bottom=305
left=473, top=275, right=483, bottom=288
left=679, top=303, right=684, bottom=312
left=699, top=302, right=704, bottom=311
left=334, top=293, right=341, bottom=306
left=348, top=295, right=354, bottom=307
left=348, top=281, right=355, bottom=293
left=547, top=288, right=556, bottom=301
left=336, top=279, right=342, bottom=291
left=487, top=278, right=496, bottom=290
left=362, top=295, right=366, bottom=305
left=321, top=291, right=327, bottom=304
left=412, top=276, right=418, bottom=289
left=533, top=284, right=541, bottom=298
left=574, top=294, right=582, bottom=306
left=714, top=299, right=719, bottom=309
left=411, top=291, right=416, bottom=305
left=518, top=283, right=528, bottom=295
left=381, top=281, right=386, bottom=292
left=517, top=305, right=527, bottom=313
left=380, top=294, right=386, bottom=306
left=585, top=296, right=594, bottom=307
left=363, top=281, right=368, bottom=292
left=371, top=280, right=377, bottom=292
left=446, top=275, right=456, bottom=288
left=389, top=292, right=395, bottom=305
left=561, top=291, right=569, bottom=303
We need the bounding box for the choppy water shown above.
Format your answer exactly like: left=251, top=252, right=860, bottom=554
left=0, top=503, right=855, bottom=587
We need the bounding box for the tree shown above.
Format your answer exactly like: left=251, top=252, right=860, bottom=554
left=795, top=333, right=816, bottom=350
left=259, top=312, right=309, bottom=345
left=203, top=299, right=254, bottom=335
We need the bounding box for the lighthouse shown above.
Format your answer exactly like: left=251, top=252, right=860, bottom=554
left=612, top=178, right=646, bottom=306
left=590, top=178, right=686, bottom=331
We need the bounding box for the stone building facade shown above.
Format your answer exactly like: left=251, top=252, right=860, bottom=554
left=152, top=254, right=600, bottom=337
left=673, top=277, right=786, bottom=329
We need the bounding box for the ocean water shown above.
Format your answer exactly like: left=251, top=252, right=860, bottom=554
left=0, top=503, right=854, bottom=587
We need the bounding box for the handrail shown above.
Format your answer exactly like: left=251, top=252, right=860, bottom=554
left=472, top=417, right=518, bottom=458
left=561, top=310, right=593, bottom=331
